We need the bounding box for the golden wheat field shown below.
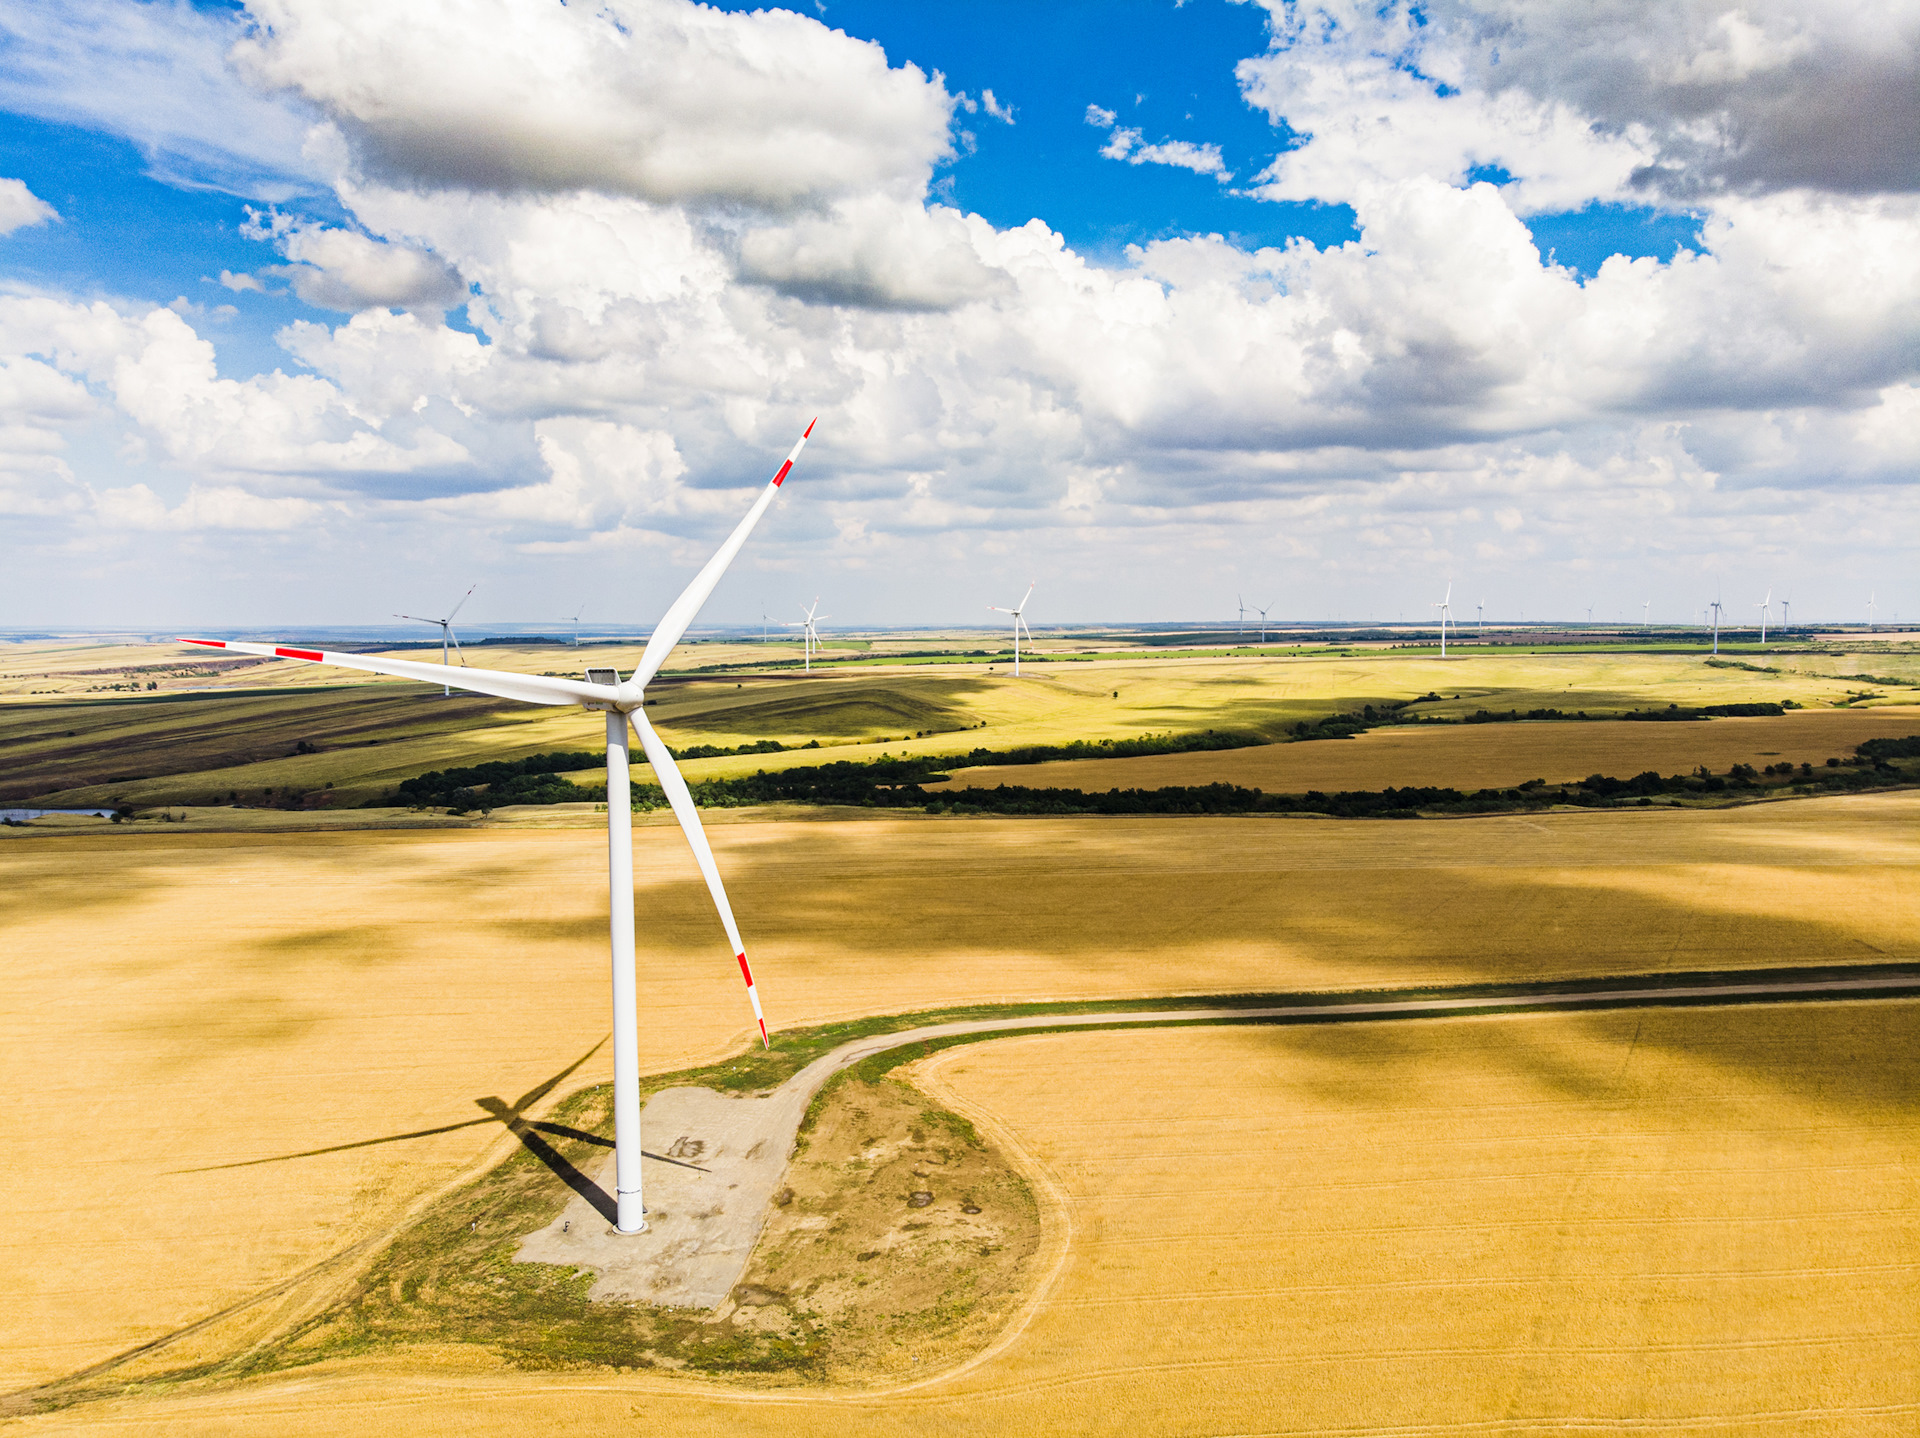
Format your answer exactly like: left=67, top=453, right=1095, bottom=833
left=2, top=794, right=1916, bottom=1408
left=939, top=705, right=1920, bottom=793
left=22, top=1005, right=1918, bottom=1436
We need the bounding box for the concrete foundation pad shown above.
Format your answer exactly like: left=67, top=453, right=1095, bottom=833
left=516, top=1082, right=811, bottom=1308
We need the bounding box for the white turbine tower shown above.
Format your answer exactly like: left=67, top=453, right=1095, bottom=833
left=989, top=582, right=1036, bottom=676
left=1709, top=595, right=1724, bottom=655
left=1780, top=591, right=1792, bottom=631
left=1757, top=587, right=1772, bottom=644
left=1236, top=594, right=1249, bottom=638
left=1252, top=600, right=1274, bottom=644
left=396, top=583, right=477, bottom=696
left=1643, top=599, right=1651, bottom=632
left=179, top=420, right=817, bottom=1236
left=791, top=598, right=827, bottom=673
left=564, top=603, right=587, bottom=648
left=1432, top=582, right=1453, bottom=658
left=1868, top=591, right=1877, bottom=630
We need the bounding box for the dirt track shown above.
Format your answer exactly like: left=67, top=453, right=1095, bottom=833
left=519, top=967, right=1920, bottom=1312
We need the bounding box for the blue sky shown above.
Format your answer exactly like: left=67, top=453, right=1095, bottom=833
left=0, top=0, right=1913, bottom=629
left=1, top=0, right=1699, bottom=386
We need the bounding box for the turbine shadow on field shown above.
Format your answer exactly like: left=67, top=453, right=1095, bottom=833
left=171, top=1040, right=621, bottom=1223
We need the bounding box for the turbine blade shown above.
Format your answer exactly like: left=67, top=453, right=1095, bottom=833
left=445, top=583, right=477, bottom=624
left=627, top=421, right=815, bottom=695
left=449, top=627, right=469, bottom=667
left=175, top=638, right=606, bottom=707
left=629, top=710, right=768, bottom=1048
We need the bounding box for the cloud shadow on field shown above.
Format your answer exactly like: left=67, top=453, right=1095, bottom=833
left=659, top=811, right=1919, bottom=1119
left=675, top=821, right=1912, bottom=980
left=499, top=916, right=605, bottom=944
left=256, top=924, right=407, bottom=969
left=119, top=993, right=331, bottom=1065
left=0, top=848, right=169, bottom=924
left=1223, top=996, right=1920, bottom=1134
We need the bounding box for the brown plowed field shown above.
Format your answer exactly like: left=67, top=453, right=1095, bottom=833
left=935, top=705, right=1920, bottom=793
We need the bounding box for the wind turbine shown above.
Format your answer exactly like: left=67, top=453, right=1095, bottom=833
left=1431, top=582, right=1453, bottom=658
left=790, top=598, right=826, bottom=673
left=1780, top=592, right=1792, bottom=631
left=178, top=421, right=817, bottom=1236
left=1236, top=594, right=1249, bottom=638
left=1252, top=600, right=1274, bottom=644
left=1868, top=591, right=1877, bottom=630
left=1756, top=588, right=1772, bottom=644
left=1709, top=594, right=1723, bottom=655
left=563, top=603, right=586, bottom=648
left=1476, top=598, right=1484, bottom=641
left=989, top=582, right=1036, bottom=676
left=396, top=583, right=476, bottom=696
left=1643, top=599, right=1651, bottom=632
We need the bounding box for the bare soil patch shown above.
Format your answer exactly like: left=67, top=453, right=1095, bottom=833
left=730, top=1070, right=1041, bottom=1382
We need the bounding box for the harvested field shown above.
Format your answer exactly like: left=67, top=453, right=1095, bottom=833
left=3, top=794, right=1916, bottom=1399
left=0, top=687, right=528, bottom=807
left=937, top=705, right=1920, bottom=794
left=25, top=1003, right=1919, bottom=1434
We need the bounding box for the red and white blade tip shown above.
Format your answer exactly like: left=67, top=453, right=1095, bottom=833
left=771, top=420, right=817, bottom=488
left=737, top=952, right=769, bottom=1049
left=180, top=638, right=324, bottom=663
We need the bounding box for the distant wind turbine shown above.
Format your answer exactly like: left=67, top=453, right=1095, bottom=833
left=989, top=582, right=1036, bottom=676
left=1642, top=599, right=1651, bottom=632
left=396, top=583, right=477, bottom=696
left=563, top=603, right=586, bottom=648
left=790, top=598, right=826, bottom=673
left=1252, top=599, right=1274, bottom=644
left=1709, top=594, right=1724, bottom=655
left=1756, top=588, right=1772, bottom=644
left=1432, top=582, right=1453, bottom=658
left=1476, top=598, right=1484, bottom=640
left=1868, top=591, right=1877, bottom=630
left=1780, top=591, right=1791, bottom=631
left=1236, top=594, right=1249, bottom=638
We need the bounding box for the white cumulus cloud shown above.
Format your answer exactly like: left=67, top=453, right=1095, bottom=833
left=1087, top=103, right=1233, bottom=179
left=232, top=0, right=959, bottom=212
left=0, top=177, right=55, bottom=235
left=1, top=0, right=1917, bottom=621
